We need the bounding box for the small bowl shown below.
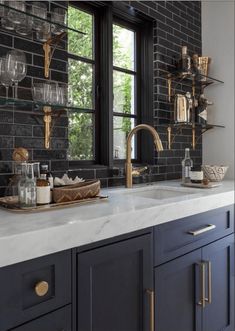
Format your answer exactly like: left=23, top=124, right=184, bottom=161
left=202, top=165, right=229, bottom=182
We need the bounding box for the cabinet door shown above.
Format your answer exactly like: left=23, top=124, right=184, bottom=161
left=77, top=234, right=152, bottom=331
left=155, top=249, right=202, bottom=331
left=202, top=234, right=234, bottom=331
left=10, top=306, right=71, bottom=331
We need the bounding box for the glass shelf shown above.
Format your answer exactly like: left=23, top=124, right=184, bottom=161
left=0, top=2, right=86, bottom=36
left=163, top=69, right=224, bottom=85
left=167, top=122, right=225, bottom=129
left=0, top=96, right=93, bottom=114
left=166, top=121, right=225, bottom=150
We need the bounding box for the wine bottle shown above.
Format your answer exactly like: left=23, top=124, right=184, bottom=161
left=182, top=148, right=193, bottom=183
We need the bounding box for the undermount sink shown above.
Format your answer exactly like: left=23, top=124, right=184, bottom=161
left=126, top=186, right=196, bottom=200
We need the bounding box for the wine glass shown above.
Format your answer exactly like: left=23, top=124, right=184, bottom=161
left=0, top=57, right=12, bottom=100
left=6, top=50, right=27, bottom=99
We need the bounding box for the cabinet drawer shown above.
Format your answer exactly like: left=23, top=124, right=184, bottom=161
left=10, top=305, right=72, bottom=331
left=154, top=205, right=234, bottom=266
left=0, top=250, right=71, bottom=331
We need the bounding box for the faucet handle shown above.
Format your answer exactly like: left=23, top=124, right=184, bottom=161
left=132, top=166, right=148, bottom=177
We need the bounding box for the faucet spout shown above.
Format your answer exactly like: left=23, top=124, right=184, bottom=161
left=125, top=124, right=163, bottom=188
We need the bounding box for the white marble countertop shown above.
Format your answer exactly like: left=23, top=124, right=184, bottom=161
left=0, top=180, right=234, bottom=267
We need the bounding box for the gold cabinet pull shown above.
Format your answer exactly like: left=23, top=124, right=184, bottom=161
left=35, top=280, right=49, bottom=297
left=197, top=262, right=206, bottom=308
left=146, top=289, right=154, bottom=331
left=188, top=224, right=216, bottom=236
left=205, top=261, right=212, bottom=304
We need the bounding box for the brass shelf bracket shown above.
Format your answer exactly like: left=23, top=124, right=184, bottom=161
left=43, top=106, right=52, bottom=149
left=43, top=32, right=66, bottom=78
left=43, top=107, right=66, bottom=149
left=167, top=125, right=183, bottom=150
left=167, top=126, right=172, bottom=149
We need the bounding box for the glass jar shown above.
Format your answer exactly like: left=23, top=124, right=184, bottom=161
left=36, top=174, right=51, bottom=205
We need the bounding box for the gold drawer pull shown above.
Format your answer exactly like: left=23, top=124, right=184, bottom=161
left=35, top=281, right=49, bottom=297
left=205, top=261, right=212, bottom=304
left=188, top=224, right=216, bottom=236
left=146, top=289, right=154, bottom=331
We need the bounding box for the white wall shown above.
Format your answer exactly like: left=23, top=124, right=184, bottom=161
left=202, top=0, right=234, bottom=179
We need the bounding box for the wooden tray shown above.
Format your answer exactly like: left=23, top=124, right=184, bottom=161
left=181, top=182, right=222, bottom=189
left=0, top=195, right=108, bottom=213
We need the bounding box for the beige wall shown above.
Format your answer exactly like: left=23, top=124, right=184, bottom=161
left=202, top=1, right=234, bottom=179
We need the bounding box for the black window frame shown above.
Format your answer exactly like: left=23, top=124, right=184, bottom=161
left=112, top=17, right=139, bottom=164
left=68, top=1, right=154, bottom=168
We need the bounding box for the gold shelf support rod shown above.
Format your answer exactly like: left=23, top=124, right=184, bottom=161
left=43, top=32, right=66, bottom=78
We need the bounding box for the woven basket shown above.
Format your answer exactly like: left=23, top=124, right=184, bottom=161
left=52, top=180, right=101, bottom=203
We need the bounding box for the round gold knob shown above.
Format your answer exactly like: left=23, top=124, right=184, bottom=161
left=34, top=281, right=49, bottom=297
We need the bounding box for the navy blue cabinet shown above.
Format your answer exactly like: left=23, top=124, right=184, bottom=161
left=10, top=306, right=72, bottom=331
left=0, top=250, right=71, bottom=331
left=155, top=249, right=202, bottom=331
left=76, top=234, right=153, bottom=331
left=155, top=234, right=234, bottom=331
left=0, top=205, right=234, bottom=331
left=202, top=234, right=234, bottom=331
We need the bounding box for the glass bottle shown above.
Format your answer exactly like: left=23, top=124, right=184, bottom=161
left=182, top=148, right=193, bottom=183
left=180, top=46, right=191, bottom=74
left=18, top=162, right=27, bottom=206
left=24, top=163, right=37, bottom=208
left=36, top=172, right=51, bottom=205
left=41, top=164, right=54, bottom=189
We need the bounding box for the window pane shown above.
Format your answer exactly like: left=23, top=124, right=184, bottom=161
left=113, top=116, right=136, bottom=159
left=69, top=59, right=93, bottom=109
left=113, top=70, right=135, bottom=115
left=113, top=24, right=135, bottom=71
left=68, top=6, right=93, bottom=59
left=68, top=113, right=94, bottom=160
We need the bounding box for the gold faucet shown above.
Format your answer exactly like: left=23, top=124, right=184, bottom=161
left=125, top=124, right=164, bottom=188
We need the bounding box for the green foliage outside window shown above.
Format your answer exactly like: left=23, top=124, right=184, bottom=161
left=68, top=6, right=94, bottom=160
left=67, top=8, right=136, bottom=160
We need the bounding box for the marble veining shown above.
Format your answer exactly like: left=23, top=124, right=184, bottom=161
left=0, top=180, right=234, bottom=268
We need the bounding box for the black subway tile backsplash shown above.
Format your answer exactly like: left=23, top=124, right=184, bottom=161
left=0, top=0, right=202, bottom=194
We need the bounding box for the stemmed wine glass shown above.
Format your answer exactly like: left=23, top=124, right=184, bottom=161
left=0, top=57, right=12, bottom=100
left=6, top=50, right=27, bottom=99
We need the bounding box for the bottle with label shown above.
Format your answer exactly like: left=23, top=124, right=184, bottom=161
left=179, top=46, right=191, bottom=74
left=41, top=164, right=54, bottom=189
left=182, top=148, right=193, bottom=183
left=36, top=172, right=51, bottom=205
left=190, top=166, right=203, bottom=184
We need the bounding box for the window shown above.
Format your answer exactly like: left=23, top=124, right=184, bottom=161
left=113, top=23, right=137, bottom=160
left=67, top=3, right=153, bottom=166
left=68, top=5, right=95, bottom=161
